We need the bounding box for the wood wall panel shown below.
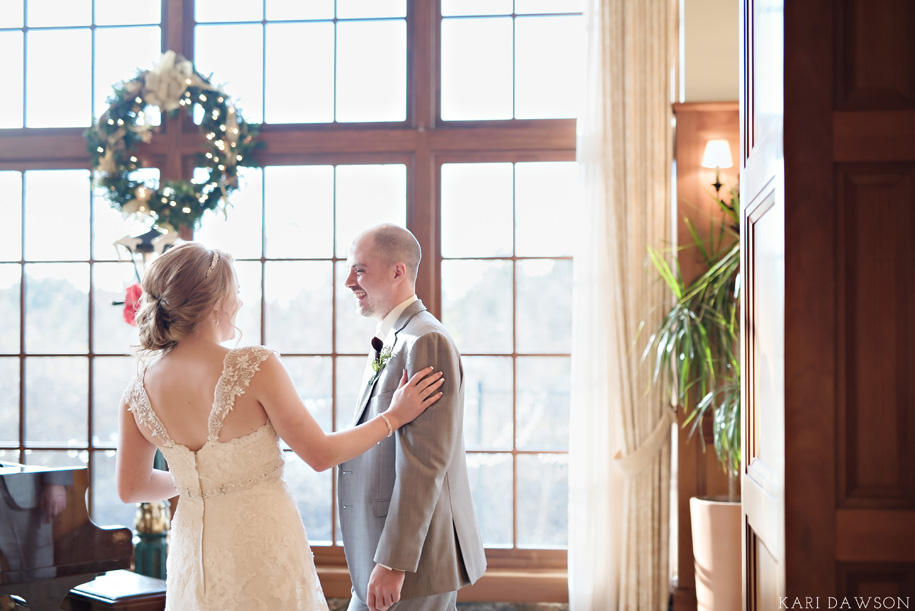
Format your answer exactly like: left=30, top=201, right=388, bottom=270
left=746, top=527, right=780, bottom=611
left=836, top=165, right=915, bottom=509
left=834, top=111, right=915, bottom=163
left=745, top=191, right=782, bottom=490
left=837, top=563, right=915, bottom=600
left=743, top=0, right=915, bottom=601
left=671, top=102, right=739, bottom=611
left=835, top=0, right=915, bottom=110
left=836, top=509, right=915, bottom=563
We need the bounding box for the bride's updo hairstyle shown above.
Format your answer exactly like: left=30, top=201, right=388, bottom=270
left=134, top=241, right=235, bottom=355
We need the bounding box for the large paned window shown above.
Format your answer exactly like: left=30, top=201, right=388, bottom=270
left=0, top=0, right=582, bottom=599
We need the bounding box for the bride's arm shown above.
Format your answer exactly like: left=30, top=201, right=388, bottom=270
left=115, top=399, right=178, bottom=503
left=254, top=354, right=442, bottom=472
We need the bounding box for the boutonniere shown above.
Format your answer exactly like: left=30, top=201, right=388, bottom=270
left=369, top=337, right=393, bottom=385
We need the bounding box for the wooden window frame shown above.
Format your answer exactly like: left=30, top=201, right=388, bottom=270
left=0, top=0, right=577, bottom=601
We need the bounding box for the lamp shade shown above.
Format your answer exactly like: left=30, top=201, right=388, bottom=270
left=701, top=139, right=734, bottom=169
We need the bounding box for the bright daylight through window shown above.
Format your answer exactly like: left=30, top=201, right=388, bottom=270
left=0, top=0, right=583, bottom=579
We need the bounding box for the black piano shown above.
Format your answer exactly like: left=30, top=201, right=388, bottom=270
left=0, top=462, right=133, bottom=610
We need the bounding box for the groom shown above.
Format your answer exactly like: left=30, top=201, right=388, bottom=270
left=339, top=224, right=486, bottom=611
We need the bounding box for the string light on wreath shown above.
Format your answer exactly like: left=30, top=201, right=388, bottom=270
left=86, top=51, right=261, bottom=233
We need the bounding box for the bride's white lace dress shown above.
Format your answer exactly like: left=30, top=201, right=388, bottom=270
left=123, top=346, right=329, bottom=611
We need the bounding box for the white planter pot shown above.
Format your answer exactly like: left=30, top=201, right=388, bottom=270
left=690, top=495, right=741, bottom=611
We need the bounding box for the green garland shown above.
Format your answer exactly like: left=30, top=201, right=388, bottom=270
left=86, top=51, right=261, bottom=232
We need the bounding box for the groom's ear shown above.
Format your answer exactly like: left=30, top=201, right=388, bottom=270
left=392, top=261, right=407, bottom=282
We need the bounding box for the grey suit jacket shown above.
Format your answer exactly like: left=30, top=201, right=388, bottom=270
left=338, top=300, right=486, bottom=603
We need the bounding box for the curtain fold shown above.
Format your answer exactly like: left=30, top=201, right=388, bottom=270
left=569, top=0, right=676, bottom=608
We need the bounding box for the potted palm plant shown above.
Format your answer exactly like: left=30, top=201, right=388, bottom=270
left=643, top=186, right=741, bottom=610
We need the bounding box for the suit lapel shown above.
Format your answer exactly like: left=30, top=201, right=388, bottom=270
left=350, top=300, right=427, bottom=426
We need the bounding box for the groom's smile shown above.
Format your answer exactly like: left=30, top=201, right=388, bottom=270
left=345, top=241, right=390, bottom=321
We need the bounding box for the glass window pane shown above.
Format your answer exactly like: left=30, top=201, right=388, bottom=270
left=337, top=0, right=406, bottom=19
left=441, top=0, right=512, bottom=16
left=94, top=0, right=161, bottom=25
left=92, top=262, right=141, bottom=355
left=25, top=357, right=88, bottom=445
left=336, top=20, right=406, bottom=123
left=26, top=29, right=91, bottom=127
left=27, top=0, right=90, bottom=26
left=195, top=24, right=264, bottom=123
left=266, top=0, right=333, bottom=21
left=281, top=356, right=332, bottom=432
left=516, top=357, right=570, bottom=450
left=264, top=261, right=331, bottom=353
left=0, top=171, right=22, bottom=261
left=516, top=259, right=572, bottom=354
left=92, top=449, right=134, bottom=527
left=0, top=0, right=23, bottom=27
left=265, top=165, right=334, bottom=258
left=441, top=260, right=512, bottom=354
left=0, top=32, right=24, bottom=128
left=265, top=23, right=334, bottom=124
left=466, top=453, right=512, bottom=547
left=0, top=265, right=21, bottom=354
left=24, top=170, right=90, bottom=261
left=515, top=0, right=585, bottom=13
left=462, top=357, right=512, bottom=450
left=335, top=356, right=367, bottom=432
left=335, top=261, right=377, bottom=355
left=232, top=260, right=263, bottom=347
left=0, top=357, right=19, bottom=444
left=24, top=263, right=89, bottom=354
left=441, top=18, right=512, bottom=121
left=24, top=449, right=87, bottom=468
left=195, top=0, right=262, bottom=23
left=195, top=166, right=263, bottom=259
left=92, top=169, right=160, bottom=261
left=517, top=453, right=568, bottom=548
left=515, top=162, right=579, bottom=257
left=283, top=451, right=333, bottom=544
left=335, top=165, right=407, bottom=258
left=441, top=163, right=513, bottom=257
left=93, top=356, right=135, bottom=447
left=515, top=15, right=585, bottom=119
left=94, top=27, right=161, bottom=121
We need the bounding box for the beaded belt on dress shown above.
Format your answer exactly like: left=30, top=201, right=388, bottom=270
left=180, top=458, right=284, bottom=499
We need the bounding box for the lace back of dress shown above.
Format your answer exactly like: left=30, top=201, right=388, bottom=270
left=124, top=363, right=175, bottom=448
left=207, top=347, right=273, bottom=442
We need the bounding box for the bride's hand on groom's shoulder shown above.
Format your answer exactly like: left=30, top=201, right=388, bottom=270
left=385, top=367, right=444, bottom=429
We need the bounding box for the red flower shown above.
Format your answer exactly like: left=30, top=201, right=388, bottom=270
left=123, top=283, right=143, bottom=326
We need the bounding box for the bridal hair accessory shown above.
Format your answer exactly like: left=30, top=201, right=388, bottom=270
left=205, top=251, right=219, bottom=277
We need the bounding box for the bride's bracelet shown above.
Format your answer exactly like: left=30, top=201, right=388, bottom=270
left=379, top=413, right=394, bottom=438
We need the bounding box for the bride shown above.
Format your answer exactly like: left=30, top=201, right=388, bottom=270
left=116, top=242, right=443, bottom=611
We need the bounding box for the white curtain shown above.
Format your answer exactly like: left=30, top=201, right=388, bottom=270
left=569, top=0, right=676, bottom=608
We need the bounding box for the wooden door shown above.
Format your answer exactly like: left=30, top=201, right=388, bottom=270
left=743, top=0, right=915, bottom=605
left=740, top=0, right=786, bottom=607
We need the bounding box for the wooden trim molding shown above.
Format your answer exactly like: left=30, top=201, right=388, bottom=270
left=316, top=567, right=569, bottom=603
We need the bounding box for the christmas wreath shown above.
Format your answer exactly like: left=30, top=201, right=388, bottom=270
left=86, top=51, right=260, bottom=232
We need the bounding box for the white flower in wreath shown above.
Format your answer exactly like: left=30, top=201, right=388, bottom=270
left=121, top=187, right=153, bottom=219
left=97, top=149, right=118, bottom=173
left=143, top=51, right=201, bottom=112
